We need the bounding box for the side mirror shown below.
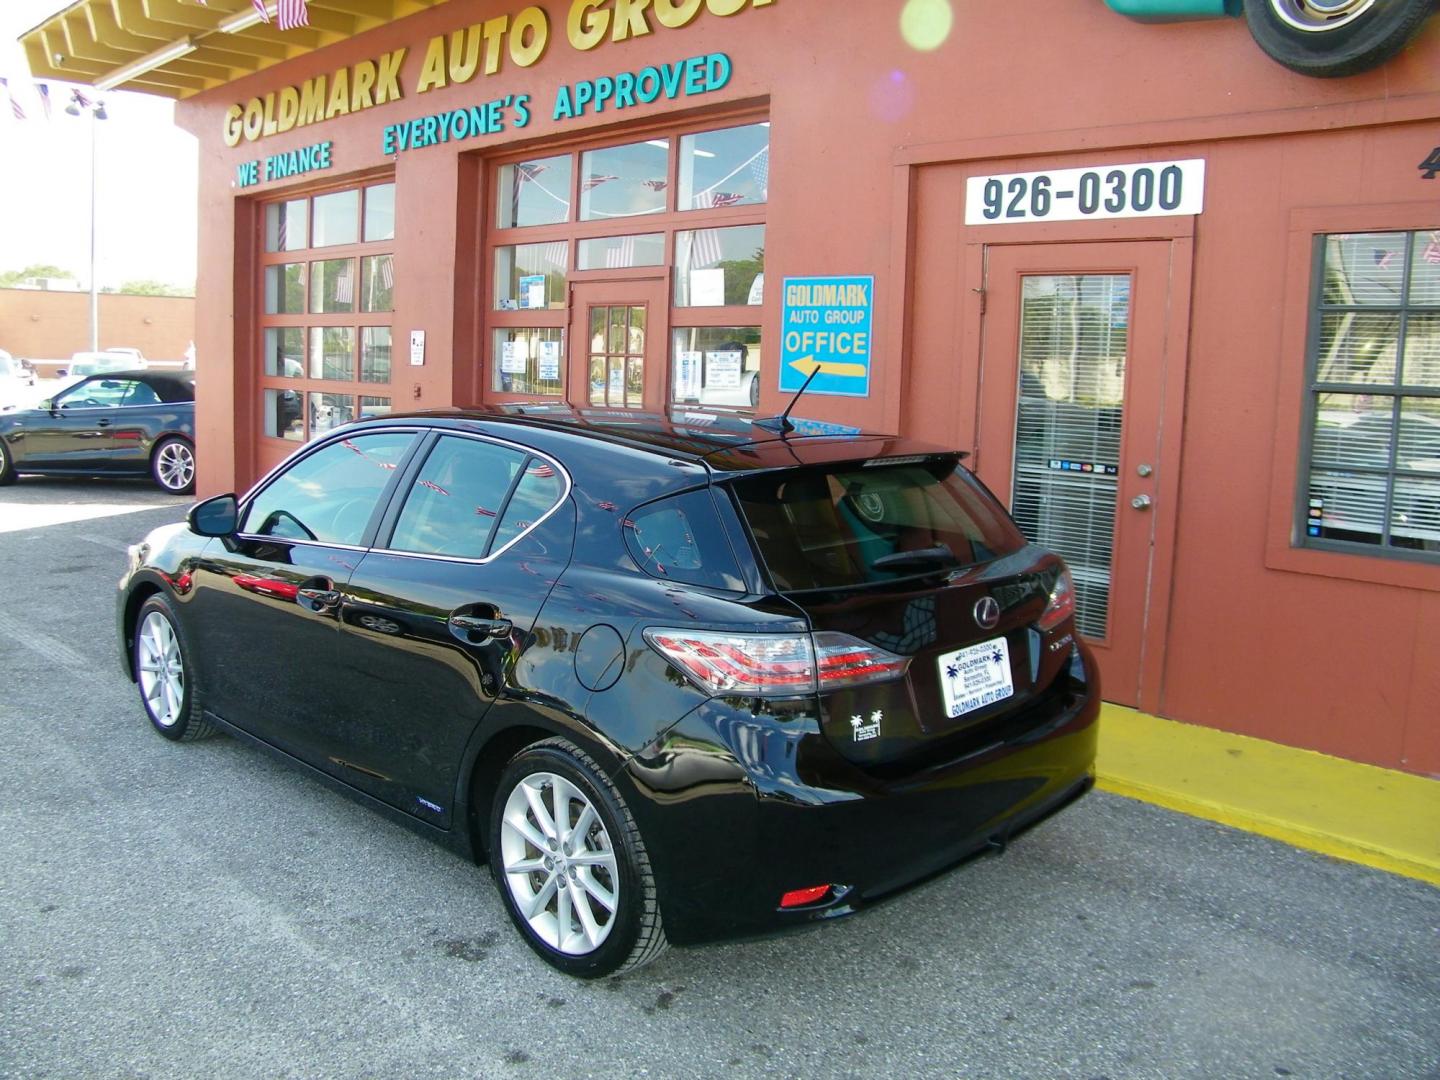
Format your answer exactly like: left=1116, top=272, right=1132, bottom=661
left=188, top=493, right=239, bottom=537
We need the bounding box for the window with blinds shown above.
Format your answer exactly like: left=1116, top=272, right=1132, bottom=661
left=1300, top=230, right=1440, bottom=562
left=1011, top=274, right=1130, bottom=639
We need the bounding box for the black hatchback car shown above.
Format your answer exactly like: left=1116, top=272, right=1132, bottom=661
left=117, top=407, right=1098, bottom=977
left=0, top=369, right=196, bottom=493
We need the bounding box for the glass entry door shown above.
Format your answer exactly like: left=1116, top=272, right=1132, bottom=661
left=976, top=241, right=1179, bottom=708
left=569, top=279, right=667, bottom=412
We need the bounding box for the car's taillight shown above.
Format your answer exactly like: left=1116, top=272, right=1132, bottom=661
left=1037, top=566, right=1076, bottom=632
left=643, top=629, right=909, bottom=697
left=812, top=631, right=910, bottom=690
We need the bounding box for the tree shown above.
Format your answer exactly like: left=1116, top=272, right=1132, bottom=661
left=118, top=279, right=194, bottom=297
left=0, top=264, right=76, bottom=287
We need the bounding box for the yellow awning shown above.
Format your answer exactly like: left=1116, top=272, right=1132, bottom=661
left=19, top=0, right=451, bottom=99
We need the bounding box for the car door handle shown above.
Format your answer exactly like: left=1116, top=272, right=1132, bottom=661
left=297, top=583, right=342, bottom=613
left=448, top=613, right=513, bottom=644
left=96, top=418, right=112, bottom=427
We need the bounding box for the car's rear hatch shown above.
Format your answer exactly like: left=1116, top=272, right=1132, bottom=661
left=725, top=448, right=1076, bottom=770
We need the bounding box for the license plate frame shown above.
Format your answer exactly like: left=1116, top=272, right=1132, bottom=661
left=937, top=636, right=1015, bottom=719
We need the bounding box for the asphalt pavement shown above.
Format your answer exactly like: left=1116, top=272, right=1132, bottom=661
left=1, top=480, right=1437, bottom=1080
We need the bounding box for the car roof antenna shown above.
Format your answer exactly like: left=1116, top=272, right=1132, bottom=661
left=752, top=365, right=820, bottom=435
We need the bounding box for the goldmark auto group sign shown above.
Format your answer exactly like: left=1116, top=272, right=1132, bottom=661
left=222, top=0, right=776, bottom=146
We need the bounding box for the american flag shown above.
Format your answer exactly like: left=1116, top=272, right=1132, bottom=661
left=72, top=89, right=94, bottom=109
left=582, top=174, right=620, bottom=192
left=688, top=228, right=723, bottom=270
left=379, top=255, right=394, bottom=290
left=641, top=179, right=668, bottom=191
left=335, top=266, right=353, bottom=304
left=418, top=479, right=450, bottom=496
left=1424, top=232, right=1440, bottom=266
left=692, top=190, right=745, bottom=210
left=605, top=235, right=635, bottom=269
left=37, top=84, right=51, bottom=120
left=277, top=0, right=309, bottom=30
left=1, top=78, right=25, bottom=120
left=541, top=241, right=567, bottom=270
left=251, top=0, right=269, bottom=21
left=510, top=161, right=547, bottom=223
left=1373, top=249, right=1397, bottom=270
left=749, top=146, right=769, bottom=197
left=527, top=462, right=556, bottom=478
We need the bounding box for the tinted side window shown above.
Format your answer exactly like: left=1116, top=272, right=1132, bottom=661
left=489, top=457, right=566, bottom=553
left=388, top=436, right=527, bottom=559
left=624, top=489, right=745, bottom=591
left=123, top=381, right=162, bottom=406
left=241, top=432, right=413, bottom=544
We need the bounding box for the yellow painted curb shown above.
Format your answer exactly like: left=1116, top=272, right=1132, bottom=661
left=1094, top=704, right=1440, bottom=887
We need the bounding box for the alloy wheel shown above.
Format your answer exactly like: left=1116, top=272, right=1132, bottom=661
left=499, top=771, right=620, bottom=955
left=137, top=610, right=185, bottom=727
left=156, top=441, right=195, bottom=493
left=1268, top=0, right=1375, bottom=32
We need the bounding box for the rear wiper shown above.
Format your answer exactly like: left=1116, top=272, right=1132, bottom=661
left=870, top=544, right=958, bottom=571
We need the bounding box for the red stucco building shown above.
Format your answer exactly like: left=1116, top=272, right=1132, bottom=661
left=23, top=0, right=1440, bottom=780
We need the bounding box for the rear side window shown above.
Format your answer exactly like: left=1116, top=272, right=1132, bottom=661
left=490, top=457, right=566, bottom=553
left=733, top=458, right=1026, bottom=591
left=624, top=489, right=745, bottom=591
left=241, top=432, right=414, bottom=544
left=388, top=435, right=527, bottom=559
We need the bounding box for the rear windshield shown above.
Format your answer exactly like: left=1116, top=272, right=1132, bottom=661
left=732, top=458, right=1025, bottom=591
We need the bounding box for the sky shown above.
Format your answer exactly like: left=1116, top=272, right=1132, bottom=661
left=0, top=0, right=199, bottom=290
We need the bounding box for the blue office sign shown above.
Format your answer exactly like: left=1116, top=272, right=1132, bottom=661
left=779, top=275, right=874, bottom=397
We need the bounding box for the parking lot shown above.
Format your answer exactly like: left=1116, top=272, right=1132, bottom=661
left=0, top=480, right=1437, bottom=1080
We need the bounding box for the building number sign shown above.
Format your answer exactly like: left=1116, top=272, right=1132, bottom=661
left=1420, top=148, right=1440, bottom=180
left=964, top=159, right=1206, bottom=225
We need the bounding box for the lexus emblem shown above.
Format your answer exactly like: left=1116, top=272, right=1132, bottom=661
left=973, top=596, right=1001, bottom=630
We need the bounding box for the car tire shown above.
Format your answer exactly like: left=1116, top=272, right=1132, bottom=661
left=134, top=595, right=215, bottom=742
left=152, top=437, right=196, bottom=495
left=0, top=439, right=16, bottom=485
left=489, top=737, right=668, bottom=979
left=1243, top=0, right=1433, bottom=78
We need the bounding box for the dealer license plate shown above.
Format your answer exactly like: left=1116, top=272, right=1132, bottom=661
left=938, top=637, right=1015, bottom=719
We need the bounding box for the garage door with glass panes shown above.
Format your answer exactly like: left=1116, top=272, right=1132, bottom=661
left=259, top=181, right=395, bottom=443
left=486, top=119, right=769, bottom=415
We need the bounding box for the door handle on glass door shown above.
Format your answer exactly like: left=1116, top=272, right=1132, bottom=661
left=1131, top=494, right=1152, bottom=510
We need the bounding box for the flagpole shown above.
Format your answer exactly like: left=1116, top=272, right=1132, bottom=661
left=88, top=108, right=98, bottom=352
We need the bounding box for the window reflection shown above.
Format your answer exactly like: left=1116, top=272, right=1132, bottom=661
left=678, top=123, right=769, bottom=211
left=309, top=327, right=355, bottom=381
left=494, top=327, right=564, bottom=396
left=671, top=326, right=762, bottom=411
left=579, top=140, right=669, bottom=221
left=310, top=258, right=356, bottom=314
left=674, top=225, right=765, bottom=306
left=577, top=233, right=665, bottom=270
left=312, top=190, right=359, bottom=247
left=495, top=243, right=568, bottom=310
left=264, top=263, right=306, bottom=314
left=363, top=183, right=395, bottom=242
left=1306, top=229, right=1440, bottom=556
left=265, top=199, right=307, bottom=252
left=497, top=155, right=573, bottom=228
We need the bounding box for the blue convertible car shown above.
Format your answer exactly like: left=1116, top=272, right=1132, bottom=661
left=0, top=369, right=196, bottom=494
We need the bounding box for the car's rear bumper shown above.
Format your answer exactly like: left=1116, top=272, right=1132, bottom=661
left=620, top=643, right=1100, bottom=946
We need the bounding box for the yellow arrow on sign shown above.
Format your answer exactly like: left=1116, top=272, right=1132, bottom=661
left=789, top=355, right=867, bottom=379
